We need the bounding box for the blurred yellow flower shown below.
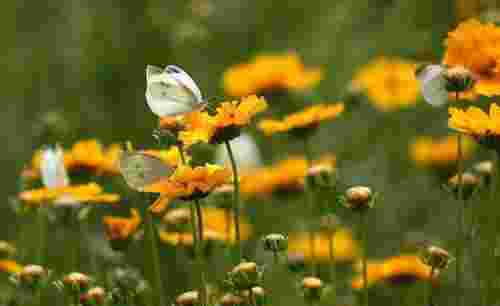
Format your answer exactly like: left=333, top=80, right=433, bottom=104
left=179, top=96, right=267, bottom=146
left=351, top=255, right=436, bottom=289
left=143, top=164, right=231, bottom=213
left=23, top=139, right=121, bottom=180
left=18, top=182, right=120, bottom=206
left=161, top=207, right=252, bottom=245
left=443, top=19, right=500, bottom=96
left=159, top=230, right=223, bottom=247
left=258, top=103, right=344, bottom=136
left=102, top=209, right=141, bottom=241
left=222, top=53, right=323, bottom=97
left=409, top=136, right=475, bottom=167
left=448, top=103, right=500, bottom=137
left=287, top=229, right=359, bottom=263
left=141, top=146, right=190, bottom=168
left=0, top=260, right=22, bottom=273
left=351, top=57, right=419, bottom=112
left=240, top=155, right=336, bottom=198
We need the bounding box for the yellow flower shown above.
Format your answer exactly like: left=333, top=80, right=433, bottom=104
left=102, top=209, right=141, bottom=241
left=448, top=104, right=500, bottom=150
left=0, top=260, right=22, bottom=273
left=240, top=155, right=336, bottom=198
left=18, top=182, right=120, bottom=206
left=443, top=19, right=500, bottom=96
left=351, top=255, right=436, bottom=289
left=351, top=57, right=419, bottom=112
left=159, top=230, right=224, bottom=247
left=287, top=229, right=359, bottom=263
left=161, top=207, right=252, bottom=245
left=409, top=136, right=475, bottom=167
left=222, top=53, right=323, bottom=97
left=22, top=140, right=122, bottom=180
left=143, top=164, right=231, bottom=213
left=258, top=103, right=344, bottom=136
left=179, top=96, right=267, bottom=146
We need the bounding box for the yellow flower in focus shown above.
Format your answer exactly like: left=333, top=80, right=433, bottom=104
left=102, top=209, right=141, bottom=241
left=18, top=182, right=120, bottom=206
left=351, top=255, right=436, bottom=289
left=448, top=104, right=500, bottom=151
left=161, top=207, right=252, bottom=245
left=22, top=140, right=122, bottom=180
left=223, top=53, right=323, bottom=97
left=351, top=57, right=419, bottom=112
left=288, top=229, right=359, bottom=263
left=143, top=164, right=231, bottom=212
left=179, top=96, right=267, bottom=146
left=443, top=19, right=500, bottom=96
left=258, top=103, right=344, bottom=136
left=410, top=136, right=475, bottom=167
left=0, top=260, right=22, bottom=273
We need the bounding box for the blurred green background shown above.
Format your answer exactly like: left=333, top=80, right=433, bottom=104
left=3, top=0, right=500, bottom=305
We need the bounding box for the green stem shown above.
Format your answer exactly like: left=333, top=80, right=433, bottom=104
left=193, top=200, right=207, bottom=306
left=36, top=206, right=47, bottom=266
left=456, top=133, right=464, bottom=306
left=303, top=137, right=317, bottom=276
left=360, top=212, right=369, bottom=306
left=143, top=206, right=165, bottom=306
left=224, top=140, right=242, bottom=261
left=328, top=232, right=336, bottom=303
left=428, top=266, right=435, bottom=306
left=177, top=143, right=186, bottom=165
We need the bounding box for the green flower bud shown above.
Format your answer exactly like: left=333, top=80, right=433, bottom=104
left=262, top=233, right=288, bottom=253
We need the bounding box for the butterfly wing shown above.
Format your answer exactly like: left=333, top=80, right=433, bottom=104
left=119, top=152, right=174, bottom=191
left=417, top=65, right=448, bottom=107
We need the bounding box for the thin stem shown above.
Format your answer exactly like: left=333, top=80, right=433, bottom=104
left=36, top=206, right=47, bottom=266
left=360, top=212, right=369, bottom=306
left=224, top=140, right=242, bottom=261
left=456, top=133, right=464, bottom=306
left=194, top=200, right=207, bottom=306
left=328, top=232, right=337, bottom=303
left=428, top=266, right=435, bottom=306
left=303, top=137, right=317, bottom=276
left=143, top=206, right=165, bottom=306
left=177, top=143, right=186, bottom=165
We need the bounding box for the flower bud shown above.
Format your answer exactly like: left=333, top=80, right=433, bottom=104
left=229, top=262, right=259, bottom=290
left=175, top=290, right=199, bottom=306
left=301, top=277, right=323, bottom=301
left=16, top=265, right=48, bottom=289
left=262, top=233, right=288, bottom=253
left=0, top=241, right=16, bottom=259
left=343, top=186, right=374, bottom=211
left=447, top=172, right=480, bottom=200
left=474, top=160, right=494, bottom=186
left=421, top=245, right=453, bottom=270
left=219, top=293, right=244, bottom=306
left=251, top=286, right=266, bottom=306
left=162, top=208, right=191, bottom=225
left=80, top=287, right=106, bottom=306
left=62, top=272, right=91, bottom=293
left=443, top=66, right=475, bottom=93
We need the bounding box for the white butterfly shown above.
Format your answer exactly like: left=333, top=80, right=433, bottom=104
left=215, top=133, right=262, bottom=171
left=40, top=146, right=69, bottom=189
left=119, top=151, right=174, bottom=192
left=145, top=65, right=205, bottom=117
left=416, top=65, right=448, bottom=107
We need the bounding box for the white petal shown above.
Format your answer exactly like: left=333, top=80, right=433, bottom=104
left=40, top=146, right=69, bottom=188
left=215, top=133, right=262, bottom=170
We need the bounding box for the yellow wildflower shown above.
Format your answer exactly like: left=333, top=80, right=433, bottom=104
left=179, top=95, right=267, bottom=146
left=141, top=146, right=190, bottom=168
left=159, top=230, right=224, bottom=247
left=22, top=139, right=121, bottom=180
left=258, top=103, right=344, bottom=136
left=351, top=255, right=436, bottom=289
left=448, top=103, right=500, bottom=151
left=162, top=207, right=252, bottom=244
left=351, top=57, right=419, bottom=111
left=0, top=260, right=22, bottom=273
left=143, top=164, right=231, bottom=212
left=443, top=19, right=500, bottom=96
left=102, top=209, right=141, bottom=241
left=18, top=182, right=120, bottom=206
left=223, top=53, right=323, bottom=97
left=410, top=136, right=475, bottom=167
left=288, top=229, right=359, bottom=263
